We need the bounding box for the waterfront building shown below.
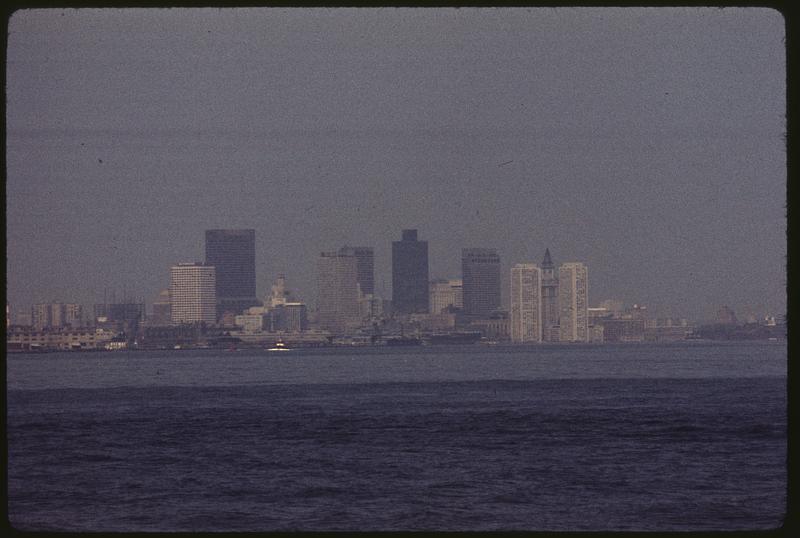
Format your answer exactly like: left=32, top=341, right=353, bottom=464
left=7, top=326, right=116, bottom=351
left=317, top=250, right=360, bottom=334
left=558, top=262, right=589, bottom=342
left=266, top=302, right=308, bottom=332
left=468, top=311, right=510, bottom=340
left=205, top=229, right=258, bottom=318
left=643, top=320, right=692, bottom=342
left=589, top=323, right=605, bottom=343
left=392, top=229, right=429, bottom=314
left=588, top=306, right=613, bottom=326
left=339, top=246, right=375, bottom=297
left=601, top=318, right=645, bottom=343
left=510, top=263, right=543, bottom=343
left=170, top=263, right=217, bottom=324
left=599, top=299, right=625, bottom=316
left=540, top=249, right=559, bottom=341
left=462, top=248, right=501, bottom=318
left=234, top=313, right=265, bottom=334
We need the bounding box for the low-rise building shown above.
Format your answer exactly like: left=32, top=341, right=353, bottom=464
left=234, top=313, right=265, bottom=334
left=601, top=318, right=645, bottom=343
left=469, top=311, right=510, bottom=340
left=7, top=327, right=116, bottom=351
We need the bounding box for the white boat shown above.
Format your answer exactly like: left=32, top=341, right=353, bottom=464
left=267, top=340, right=292, bottom=352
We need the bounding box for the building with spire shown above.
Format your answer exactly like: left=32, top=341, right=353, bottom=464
left=541, top=248, right=560, bottom=341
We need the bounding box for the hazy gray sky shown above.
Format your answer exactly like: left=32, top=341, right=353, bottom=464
left=6, top=7, right=785, bottom=322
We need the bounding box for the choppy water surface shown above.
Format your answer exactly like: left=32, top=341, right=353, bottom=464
left=7, top=342, right=786, bottom=531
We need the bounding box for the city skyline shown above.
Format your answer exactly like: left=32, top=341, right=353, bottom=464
left=9, top=229, right=773, bottom=327
left=6, top=8, right=786, bottom=322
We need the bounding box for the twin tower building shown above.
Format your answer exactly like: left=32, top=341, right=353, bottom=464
left=510, top=250, right=589, bottom=343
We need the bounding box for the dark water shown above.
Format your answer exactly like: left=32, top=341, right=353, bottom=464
left=6, top=343, right=787, bottom=531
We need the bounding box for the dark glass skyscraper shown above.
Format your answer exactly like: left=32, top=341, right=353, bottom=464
left=391, top=229, right=429, bottom=314
left=204, top=229, right=258, bottom=318
left=462, top=247, right=501, bottom=317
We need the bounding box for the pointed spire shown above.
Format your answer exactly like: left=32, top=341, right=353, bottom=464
left=542, top=248, right=553, bottom=268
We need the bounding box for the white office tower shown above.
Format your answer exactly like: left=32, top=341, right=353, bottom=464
left=317, top=251, right=360, bottom=334
left=558, top=262, right=589, bottom=342
left=510, top=264, right=543, bottom=343
left=170, top=263, right=217, bottom=324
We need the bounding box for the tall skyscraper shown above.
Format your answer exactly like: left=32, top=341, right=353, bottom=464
left=170, top=263, right=217, bottom=324
left=338, top=246, right=375, bottom=297
left=391, top=230, right=429, bottom=314
left=462, top=248, right=501, bottom=317
left=510, top=263, right=543, bottom=343
left=317, top=251, right=361, bottom=334
left=540, top=248, right=560, bottom=341
left=204, top=229, right=258, bottom=318
left=558, top=262, right=589, bottom=342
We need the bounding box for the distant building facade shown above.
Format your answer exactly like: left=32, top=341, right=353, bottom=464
left=205, top=229, right=258, bottom=318
left=31, top=303, right=83, bottom=330
left=602, top=318, right=645, bottom=343
left=469, top=311, right=510, bottom=340
left=8, top=326, right=115, bottom=351
left=234, top=313, right=265, bottom=334
left=93, top=302, right=145, bottom=325
left=150, top=289, right=172, bottom=325
left=268, top=274, right=293, bottom=308
left=392, top=230, right=429, bottom=314
left=558, top=262, right=589, bottom=342
left=339, top=246, right=375, bottom=297
left=170, top=263, right=217, bottom=324
left=267, top=302, right=308, bottom=332
left=717, top=305, right=738, bottom=325
left=429, top=278, right=463, bottom=314
left=510, top=263, right=543, bottom=343
left=462, top=248, right=501, bottom=317
left=317, top=250, right=360, bottom=334
left=540, top=249, right=559, bottom=341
